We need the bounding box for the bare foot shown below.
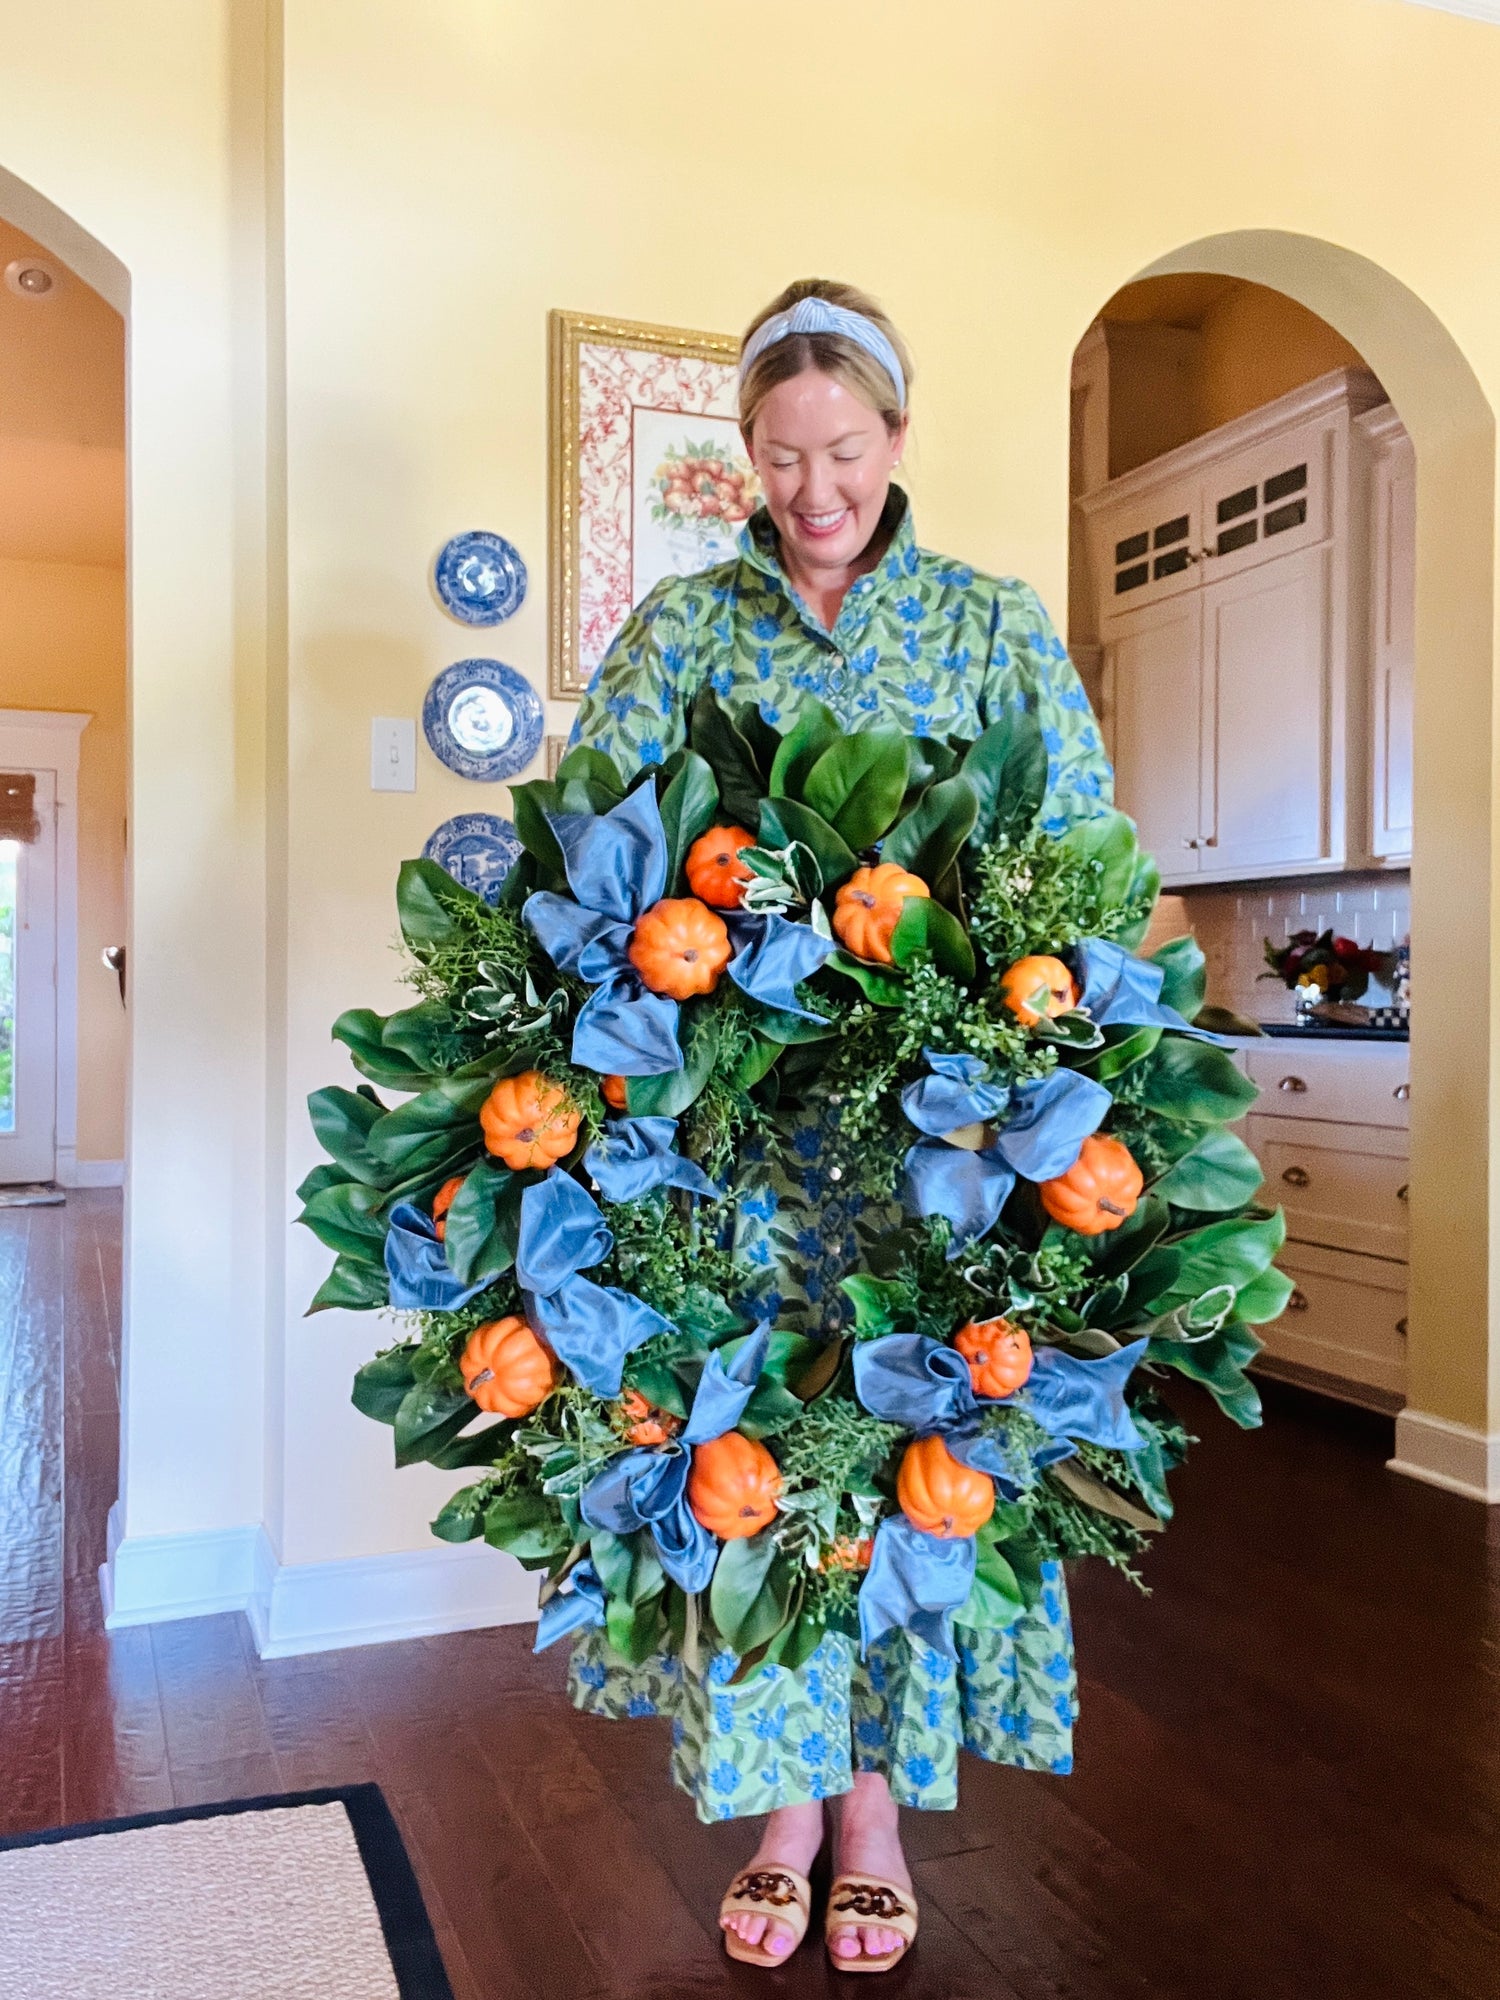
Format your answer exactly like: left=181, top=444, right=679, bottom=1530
left=828, top=1772, right=914, bottom=1965
left=720, top=1799, right=823, bottom=1961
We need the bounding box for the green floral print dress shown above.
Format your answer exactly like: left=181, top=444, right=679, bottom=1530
left=564, top=490, right=1112, bottom=1821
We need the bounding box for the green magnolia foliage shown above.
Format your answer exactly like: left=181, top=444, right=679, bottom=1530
left=299, top=691, right=1288, bottom=1671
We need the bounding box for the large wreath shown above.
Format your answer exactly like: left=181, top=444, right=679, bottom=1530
left=300, top=694, right=1287, bottom=1674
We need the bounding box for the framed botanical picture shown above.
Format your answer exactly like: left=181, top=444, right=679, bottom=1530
left=549, top=309, right=760, bottom=698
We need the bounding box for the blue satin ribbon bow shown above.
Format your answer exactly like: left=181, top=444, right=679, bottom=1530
left=523, top=782, right=685, bottom=1077
left=583, top=1115, right=719, bottom=1203
left=1073, top=939, right=1228, bottom=1043
left=532, top=1559, right=606, bottom=1652
left=515, top=1169, right=673, bottom=1396
left=854, top=1331, right=1149, bottom=1475
left=857, top=1515, right=977, bottom=1660
left=901, top=1050, right=1112, bottom=1250
left=579, top=1327, right=771, bottom=1594
left=383, top=1200, right=490, bottom=1311
left=724, top=911, right=835, bottom=1021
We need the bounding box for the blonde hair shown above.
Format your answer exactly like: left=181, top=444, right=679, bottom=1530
left=739, top=278, right=912, bottom=437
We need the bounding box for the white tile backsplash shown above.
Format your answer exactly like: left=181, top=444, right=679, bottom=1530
left=1166, top=872, right=1410, bottom=1023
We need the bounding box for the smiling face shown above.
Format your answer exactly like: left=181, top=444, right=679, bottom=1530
left=744, top=368, right=907, bottom=582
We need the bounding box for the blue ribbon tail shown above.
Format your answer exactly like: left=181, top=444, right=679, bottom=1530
left=514, top=1170, right=612, bottom=1293
left=527, top=1276, right=671, bottom=1397
left=994, top=1070, right=1112, bottom=1182
left=550, top=780, right=669, bottom=922
left=901, top=1140, right=1014, bottom=1250
left=532, top=1560, right=606, bottom=1651
left=584, top=1115, right=718, bottom=1202
left=852, top=1335, right=976, bottom=1431
left=571, top=976, right=684, bottom=1076
left=725, top=913, right=834, bottom=1020
left=901, top=1052, right=1010, bottom=1136
left=522, top=893, right=633, bottom=980
left=383, top=1202, right=490, bottom=1310
left=1075, top=937, right=1228, bottom=1043
left=857, top=1516, right=976, bottom=1660
left=682, top=1323, right=772, bottom=1444
left=1012, top=1337, right=1149, bottom=1449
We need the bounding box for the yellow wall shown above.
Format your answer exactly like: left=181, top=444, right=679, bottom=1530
left=3, top=0, right=1500, bottom=1588
left=1197, top=285, right=1368, bottom=433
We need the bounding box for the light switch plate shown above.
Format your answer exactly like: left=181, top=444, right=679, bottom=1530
left=371, top=717, right=416, bottom=792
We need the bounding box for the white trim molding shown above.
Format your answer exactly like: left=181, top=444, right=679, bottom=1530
left=57, top=1152, right=124, bottom=1188
left=100, top=1504, right=539, bottom=1653
left=246, top=1531, right=538, bottom=1659
left=1388, top=1409, right=1500, bottom=1502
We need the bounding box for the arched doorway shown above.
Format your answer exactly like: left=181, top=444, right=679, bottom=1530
left=1072, top=232, right=1496, bottom=1497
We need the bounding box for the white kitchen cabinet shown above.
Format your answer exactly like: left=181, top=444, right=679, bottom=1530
left=1082, top=369, right=1393, bottom=888
left=1230, top=1036, right=1408, bottom=1409
left=1358, top=406, right=1415, bottom=864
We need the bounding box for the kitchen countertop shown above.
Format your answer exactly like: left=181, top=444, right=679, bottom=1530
left=1251, top=1021, right=1409, bottom=1043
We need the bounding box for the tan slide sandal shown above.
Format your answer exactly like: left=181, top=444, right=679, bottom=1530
left=719, top=1865, right=813, bottom=1967
left=824, top=1875, right=919, bottom=1974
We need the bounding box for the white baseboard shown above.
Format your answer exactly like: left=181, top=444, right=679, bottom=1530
left=57, top=1154, right=125, bottom=1188
left=99, top=1503, right=539, bottom=1654
left=246, top=1529, right=538, bottom=1658
left=101, top=1503, right=260, bottom=1625
left=1388, top=1408, right=1500, bottom=1502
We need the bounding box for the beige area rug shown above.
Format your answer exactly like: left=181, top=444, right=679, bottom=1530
left=0, top=1786, right=452, bottom=2000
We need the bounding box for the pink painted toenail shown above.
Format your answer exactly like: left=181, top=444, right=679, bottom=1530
left=768, top=1934, right=791, bottom=1957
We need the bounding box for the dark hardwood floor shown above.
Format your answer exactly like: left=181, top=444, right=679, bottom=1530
left=3, top=1190, right=1498, bottom=1997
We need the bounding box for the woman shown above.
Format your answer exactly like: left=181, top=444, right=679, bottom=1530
left=567, top=279, right=1112, bottom=1972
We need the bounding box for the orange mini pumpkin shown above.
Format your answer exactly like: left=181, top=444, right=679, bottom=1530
left=953, top=1316, right=1033, bottom=1399
left=687, top=1431, right=782, bottom=1539
left=479, top=1070, right=580, bottom=1170
left=459, top=1316, right=559, bottom=1417
left=600, top=1073, right=629, bottom=1112
left=430, top=1174, right=465, bottom=1243
left=628, top=897, right=732, bottom=999
left=999, top=953, right=1080, bottom=1027
left=685, top=824, right=756, bottom=910
left=618, top=1387, right=682, bottom=1448
left=832, top=862, right=930, bottom=964
left=897, top=1434, right=995, bottom=1540
left=1039, top=1133, right=1145, bottom=1235
left=819, top=1534, right=875, bottom=1574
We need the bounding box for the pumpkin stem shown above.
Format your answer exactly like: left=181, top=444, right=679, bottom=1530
left=1098, top=1198, right=1127, bottom=1216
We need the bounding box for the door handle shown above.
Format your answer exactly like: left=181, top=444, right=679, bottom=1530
left=1393, top=1082, right=1410, bottom=1101
left=1287, top=1287, right=1309, bottom=1312
left=1180, top=836, right=1201, bottom=849
left=1396, top=1183, right=1409, bottom=1204
left=1278, top=1075, right=1308, bottom=1093
left=1281, top=1165, right=1310, bottom=1187
left=102, top=944, right=126, bottom=1007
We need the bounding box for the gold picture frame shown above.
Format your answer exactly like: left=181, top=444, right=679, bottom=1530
left=548, top=308, right=753, bottom=699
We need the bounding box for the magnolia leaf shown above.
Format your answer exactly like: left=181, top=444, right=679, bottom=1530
left=690, top=692, right=772, bottom=830
left=1136, top=1038, right=1259, bottom=1125
left=959, top=1536, right=1026, bottom=1628
left=659, top=750, right=720, bottom=891
left=769, top=702, right=841, bottom=801
left=1148, top=1321, right=1264, bottom=1428
left=626, top=1006, right=719, bottom=1117
left=555, top=745, right=626, bottom=797
left=443, top=1158, right=520, bottom=1285
left=298, top=1179, right=389, bottom=1259
left=710, top=1533, right=797, bottom=1653
left=430, top=1486, right=487, bottom=1543
left=1077, top=1023, right=1162, bottom=1083
left=351, top=1346, right=419, bottom=1423
left=308, top=1253, right=389, bottom=1314
left=802, top=731, right=908, bottom=851
left=889, top=896, right=975, bottom=979
left=1235, top=1264, right=1296, bottom=1324
left=393, top=1380, right=477, bottom=1468
left=758, top=796, right=857, bottom=889
left=1154, top=1129, right=1265, bottom=1212
left=1151, top=935, right=1208, bottom=1020
left=510, top=778, right=566, bottom=876
left=1048, top=1456, right=1163, bottom=1532
left=824, top=950, right=904, bottom=1006
left=1059, top=810, right=1144, bottom=911
left=881, top=774, right=980, bottom=886
left=962, top=713, right=1048, bottom=843
left=396, top=857, right=484, bottom=947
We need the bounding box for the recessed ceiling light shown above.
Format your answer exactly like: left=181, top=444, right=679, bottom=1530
left=4, top=258, right=60, bottom=299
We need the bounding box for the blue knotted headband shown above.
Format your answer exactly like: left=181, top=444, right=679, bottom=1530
left=739, top=297, right=907, bottom=411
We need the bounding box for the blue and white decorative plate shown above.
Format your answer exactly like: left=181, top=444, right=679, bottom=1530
left=423, top=813, right=522, bottom=905
left=422, top=658, right=543, bottom=782
left=433, top=531, right=528, bottom=626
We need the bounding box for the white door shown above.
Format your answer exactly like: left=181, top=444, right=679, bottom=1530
left=1104, top=592, right=1204, bottom=885
left=1199, top=414, right=1335, bottom=584
left=0, top=769, right=58, bottom=1183
left=1201, top=546, right=1339, bottom=877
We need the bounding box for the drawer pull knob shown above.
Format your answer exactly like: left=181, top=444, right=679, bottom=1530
left=1397, top=1182, right=1409, bottom=1204
left=1287, top=1287, right=1310, bottom=1312
left=1396, top=1317, right=1408, bottom=1338
left=1278, top=1075, right=1308, bottom=1093
left=1281, top=1165, right=1311, bottom=1187
left=1393, top=1082, right=1410, bottom=1101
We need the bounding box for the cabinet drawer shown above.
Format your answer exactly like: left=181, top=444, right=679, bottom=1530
left=1244, top=1042, right=1409, bottom=1128
left=1254, top=1241, right=1406, bottom=1397
left=1248, top=1119, right=1409, bottom=1259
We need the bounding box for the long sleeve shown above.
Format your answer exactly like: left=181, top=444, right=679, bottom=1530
left=981, top=582, right=1113, bottom=835
left=568, top=577, right=703, bottom=784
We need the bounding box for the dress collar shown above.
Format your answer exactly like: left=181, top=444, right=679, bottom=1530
left=737, top=485, right=915, bottom=596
